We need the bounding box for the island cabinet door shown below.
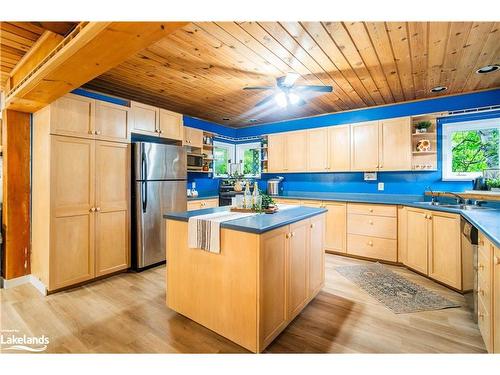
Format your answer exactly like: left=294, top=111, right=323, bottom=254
left=259, top=226, right=289, bottom=348
left=309, top=215, right=325, bottom=297
left=287, top=220, right=309, bottom=320
left=494, top=245, right=500, bottom=353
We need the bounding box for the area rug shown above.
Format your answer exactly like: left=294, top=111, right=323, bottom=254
left=336, top=263, right=460, bottom=314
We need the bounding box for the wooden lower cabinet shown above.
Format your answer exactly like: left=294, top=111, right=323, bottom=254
left=287, top=220, right=309, bottom=320
left=405, top=208, right=430, bottom=275
left=324, top=202, right=346, bottom=253
left=259, top=215, right=325, bottom=350
left=260, top=226, right=288, bottom=346
left=428, top=211, right=461, bottom=289
left=187, top=198, right=219, bottom=211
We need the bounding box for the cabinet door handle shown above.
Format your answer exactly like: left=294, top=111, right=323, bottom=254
left=494, top=256, right=500, bottom=265
left=478, top=264, right=485, bottom=271
left=477, top=287, right=485, bottom=296
left=95, top=130, right=101, bottom=135
left=479, top=240, right=485, bottom=246
left=368, top=208, right=373, bottom=213
left=286, top=233, right=291, bottom=239
left=479, top=313, right=485, bottom=320
left=96, top=207, right=101, bottom=212
left=159, top=129, right=163, bottom=134
left=89, top=207, right=96, bottom=212
left=367, top=241, right=373, bottom=246
left=88, top=130, right=94, bottom=135
left=310, top=223, right=315, bottom=229
left=291, top=232, right=295, bottom=237
left=368, top=220, right=373, bottom=225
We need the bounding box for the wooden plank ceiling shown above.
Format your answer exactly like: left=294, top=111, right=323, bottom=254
left=4, top=22, right=497, bottom=126
left=0, top=22, right=77, bottom=89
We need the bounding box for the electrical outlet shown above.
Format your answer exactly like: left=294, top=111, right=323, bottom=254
left=378, top=182, right=384, bottom=191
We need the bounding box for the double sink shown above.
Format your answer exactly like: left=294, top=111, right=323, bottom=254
left=415, top=201, right=492, bottom=210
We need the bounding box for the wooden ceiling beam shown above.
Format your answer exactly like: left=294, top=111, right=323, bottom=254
left=4, top=21, right=188, bottom=112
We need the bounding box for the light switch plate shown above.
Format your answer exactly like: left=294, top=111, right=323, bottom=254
left=364, top=172, right=377, bottom=181
left=378, top=182, right=385, bottom=191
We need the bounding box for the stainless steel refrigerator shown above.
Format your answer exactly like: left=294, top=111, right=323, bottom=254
left=132, top=142, right=187, bottom=269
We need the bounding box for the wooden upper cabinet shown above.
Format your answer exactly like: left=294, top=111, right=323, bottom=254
left=494, top=245, right=500, bottom=353
left=428, top=212, right=461, bottom=289
left=183, top=127, right=203, bottom=148
left=131, top=101, right=159, bottom=136
left=51, top=93, right=94, bottom=139
left=268, top=133, right=286, bottom=172
left=95, top=141, right=130, bottom=277
left=328, top=125, right=350, bottom=171
left=306, top=128, right=329, bottom=171
left=309, top=215, right=325, bottom=296
left=405, top=208, right=429, bottom=275
left=50, top=136, right=96, bottom=289
left=287, top=220, right=309, bottom=320
left=379, top=117, right=411, bottom=171
left=95, top=101, right=129, bottom=143
left=159, top=109, right=183, bottom=141
left=286, top=131, right=307, bottom=172
left=350, top=121, right=379, bottom=171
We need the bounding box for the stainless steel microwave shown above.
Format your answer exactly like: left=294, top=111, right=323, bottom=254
left=187, top=153, right=203, bottom=170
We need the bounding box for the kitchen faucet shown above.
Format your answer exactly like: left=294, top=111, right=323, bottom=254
left=425, top=186, right=438, bottom=204
left=445, top=192, right=468, bottom=205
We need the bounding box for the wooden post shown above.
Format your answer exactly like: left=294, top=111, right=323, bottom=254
left=1, top=109, right=31, bottom=279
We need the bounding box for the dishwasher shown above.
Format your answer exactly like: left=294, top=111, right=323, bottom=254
left=461, top=219, right=479, bottom=323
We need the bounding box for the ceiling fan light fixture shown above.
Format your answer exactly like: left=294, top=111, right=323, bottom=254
left=283, top=72, right=300, bottom=87
left=275, top=92, right=288, bottom=108
left=288, top=92, right=300, bottom=105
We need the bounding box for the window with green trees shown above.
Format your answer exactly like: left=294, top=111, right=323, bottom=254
left=443, top=118, right=500, bottom=180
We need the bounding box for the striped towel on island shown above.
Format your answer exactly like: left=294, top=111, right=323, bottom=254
left=187, top=211, right=257, bottom=254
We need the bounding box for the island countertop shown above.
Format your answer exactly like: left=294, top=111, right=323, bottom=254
left=164, top=205, right=327, bottom=234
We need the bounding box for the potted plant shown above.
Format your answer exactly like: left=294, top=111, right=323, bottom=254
left=415, top=120, right=432, bottom=133
left=486, top=178, right=500, bottom=192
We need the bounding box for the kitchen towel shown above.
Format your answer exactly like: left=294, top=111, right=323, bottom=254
left=188, top=211, right=257, bottom=253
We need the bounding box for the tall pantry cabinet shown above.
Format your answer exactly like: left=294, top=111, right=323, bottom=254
left=32, top=94, right=131, bottom=292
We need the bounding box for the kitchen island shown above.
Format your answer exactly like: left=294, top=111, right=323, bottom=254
left=164, top=205, right=327, bottom=352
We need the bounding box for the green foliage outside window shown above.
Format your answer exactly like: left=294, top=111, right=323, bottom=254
left=214, top=147, right=229, bottom=176
left=243, top=148, right=260, bottom=176
left=451, top=129, right=499, bottom=172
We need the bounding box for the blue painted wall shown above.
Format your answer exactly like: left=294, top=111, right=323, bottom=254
left=74, top=88, right=500, bottom=196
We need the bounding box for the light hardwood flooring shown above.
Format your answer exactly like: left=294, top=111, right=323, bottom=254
left=0, top=254, right=486, bottom=353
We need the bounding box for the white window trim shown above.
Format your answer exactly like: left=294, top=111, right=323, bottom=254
left=235, top=142, right=262, bottom=178
left=213, top=141, right=235, bottom=178
left=442, top=118, right=500, bottom=181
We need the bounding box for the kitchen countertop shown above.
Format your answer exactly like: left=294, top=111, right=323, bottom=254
left=164, top=205, right=327, bottom=234
left=271, top=192, right=500, bottom=248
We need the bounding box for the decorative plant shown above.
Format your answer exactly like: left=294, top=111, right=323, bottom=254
left=486, top=178, right=500, bottom=189
left=260, top=191, right=275, bottom=209
left=415, top=121, right=432, bottom=131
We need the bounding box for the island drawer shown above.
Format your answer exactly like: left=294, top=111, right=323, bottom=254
left=347, top=234, right=397, bottom=262
left=347, top=203, right=397, bottom=217
left=347, top=214, right=397, bottom=239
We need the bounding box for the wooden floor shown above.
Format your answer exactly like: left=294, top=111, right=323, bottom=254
left=0, top=254, right=486, bottom=353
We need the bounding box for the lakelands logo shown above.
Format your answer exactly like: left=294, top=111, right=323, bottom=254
left=0, top=330, right=49, bottom=352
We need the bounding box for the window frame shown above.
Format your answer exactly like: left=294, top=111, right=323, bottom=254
left=442, top=118, right=500, bottom=181
left=235, top=142, right=262, bottom=178
left=213, top=140, right=235, bottom=178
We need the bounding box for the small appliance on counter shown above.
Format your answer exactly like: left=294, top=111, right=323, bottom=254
left=187, top=153, right=203, bottom=171
left=267, top=176, right=284, bottom=196
left=472, top=176, right=488, bottom=191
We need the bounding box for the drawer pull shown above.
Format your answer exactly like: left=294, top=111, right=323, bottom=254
left=368, top=220, right=374, bottom=225
left=368, top=208, right=374, bottom=213
left=479, top=313, right=485, bottom=320
left=367, top=241, right=373, bottom=246
left=479, top=264, right=485, bottom=271
left=494, top=256, right=500, bottom=265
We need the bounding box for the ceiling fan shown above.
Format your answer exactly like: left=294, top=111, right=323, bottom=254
left=244, top=73, right=333, bottom=108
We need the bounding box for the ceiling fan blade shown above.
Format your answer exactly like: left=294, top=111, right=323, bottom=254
left=243, top=86, right=274, bottom=90
left=254, top=94, right=275, bottom=107
left=294, top=85, right=333, bottom=92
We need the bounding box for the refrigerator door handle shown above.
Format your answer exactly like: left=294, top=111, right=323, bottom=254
left=142, top=181, right=147, bottom=213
